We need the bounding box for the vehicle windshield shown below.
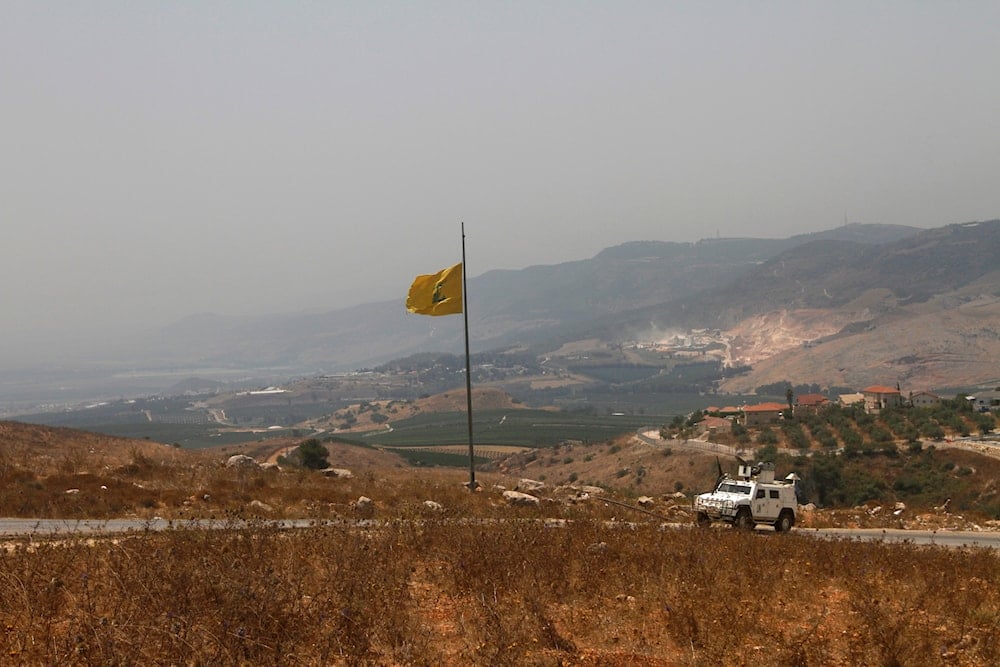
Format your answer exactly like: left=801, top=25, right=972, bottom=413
left=716, top=483, right=752, bottom=495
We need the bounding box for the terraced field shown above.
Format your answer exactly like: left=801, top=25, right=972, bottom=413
left=356, top=408, right=668, bottom=448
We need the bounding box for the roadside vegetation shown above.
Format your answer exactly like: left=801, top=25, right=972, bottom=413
left=664, top=397, right=995, bottom=449
left=3, top=419, right=1000, bottom=663
left=3, top=516, right=999, bottom=664
left=654, top=397, right=1000, bottom=518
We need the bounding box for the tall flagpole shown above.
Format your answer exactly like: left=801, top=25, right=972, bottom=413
left=461, top=223, right=477, bottom=490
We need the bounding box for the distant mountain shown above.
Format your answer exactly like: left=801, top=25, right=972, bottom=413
left=104, top=223, right=928, bottom=374
left=468, top=219, right=1000, bottom=391
left=125, top=224, right=919, bottom=369
left=12, top=219, right=1000, bottom=407
left=636, top=220, right=1000, bottom=391
left=634, top=219, right=1000, bottom=330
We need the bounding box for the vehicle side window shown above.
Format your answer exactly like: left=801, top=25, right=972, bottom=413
left=755, top=489, right=765, bottom=499
left=769, top=490, right=780, bottom=499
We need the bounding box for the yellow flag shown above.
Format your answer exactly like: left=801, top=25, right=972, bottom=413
left=406, top=262, right=463, bottom=315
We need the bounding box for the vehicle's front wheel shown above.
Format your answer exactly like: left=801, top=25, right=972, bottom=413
left=733, top=508, right=753, bottom=530
left=774, top=510, right=794, bottom=533
left=696, top=512, right=711, bottom=528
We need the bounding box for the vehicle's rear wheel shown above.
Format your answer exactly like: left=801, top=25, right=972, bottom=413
left=696, top=512, right=711, bottom=528
left=733, top=508, right=753, bottom=530
left=774, top=510, right=794, bottom=533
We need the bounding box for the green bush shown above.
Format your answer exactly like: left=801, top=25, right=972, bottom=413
left=297, top=438, right=330, bottom=470
left=758, top=428, right=778, bottom=445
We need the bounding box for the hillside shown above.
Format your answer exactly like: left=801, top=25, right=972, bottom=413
left=601, top=220, right=1000, bottom=390
left=101, top=223, right=923, bottom=373
left=5, top=219, right=998, bottom=413
left=4, top=408, right=998, bottom=523
left=720, top=291, right=1000, bottom=392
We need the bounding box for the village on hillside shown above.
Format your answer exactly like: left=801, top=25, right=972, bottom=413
left=673, top=384, right=1000, bottom=449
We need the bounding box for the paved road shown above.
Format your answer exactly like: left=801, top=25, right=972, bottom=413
left=0, top=517, right=321, bottom=537
left=804, top=527, right=1000, bottom=549
left=3, top=517, right=1000, bottom=549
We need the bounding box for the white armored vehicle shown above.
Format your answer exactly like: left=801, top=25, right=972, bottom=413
left=694, top=462, right=798, bottom=531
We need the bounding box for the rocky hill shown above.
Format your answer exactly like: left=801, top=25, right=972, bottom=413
left=110, top=223, right=922, bottom=371
left=25, top=219, right=999, bottom=400
left=575, top=220, right=1000, bottom=391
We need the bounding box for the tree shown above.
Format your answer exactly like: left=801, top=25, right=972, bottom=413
left=756, top=443, right=778, bottom=462
left=297, top=439, right=330, bottom=470
left=785, top=386, right=794, bottom=415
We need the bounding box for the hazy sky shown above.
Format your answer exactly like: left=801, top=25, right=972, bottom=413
left=2, top=2, right=999, bottom=355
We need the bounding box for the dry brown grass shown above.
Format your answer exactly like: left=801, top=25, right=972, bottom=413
left=2, top=519, right=999, bottom=665
left=499, top=435, right=724, bottom=499
left=309, top=387, right=532, bottom=433
left=3, top=420, right=1000, bottom=664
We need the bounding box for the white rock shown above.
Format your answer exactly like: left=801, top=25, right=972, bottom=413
left=503, top=490, right=540, bottom=507
left=226, top=454, right=260, bottom=469
left=249, top=500, right=274, bottom=513
left=322, top=468, right=353, bottom=478
left=355, top=496, right=375, bottom=516
left=423, top=500, right=444, bottom=512
left=517, top=478, right=546, bottom=492
left=637, top=496, right=655, bottom=508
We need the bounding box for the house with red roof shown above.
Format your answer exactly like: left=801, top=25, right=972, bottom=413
left=795, top=393, right=830, bottom=414
left=862, top=385, right=903, bottom=414
left=697, top=415, right=733, bottom=436
left=742, top=402, right=787, bottom=427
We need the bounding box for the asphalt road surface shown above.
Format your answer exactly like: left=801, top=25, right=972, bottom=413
left=2, top=517, right=1000, bottom=549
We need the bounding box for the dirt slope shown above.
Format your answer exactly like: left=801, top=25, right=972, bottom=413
left=721, top=293, right=1000, bottom=392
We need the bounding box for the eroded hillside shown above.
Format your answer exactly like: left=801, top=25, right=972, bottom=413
left=721, top=291, right=1000, bottom=392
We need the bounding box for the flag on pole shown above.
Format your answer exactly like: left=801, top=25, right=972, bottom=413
left=406, top=262, right=463, bottom=315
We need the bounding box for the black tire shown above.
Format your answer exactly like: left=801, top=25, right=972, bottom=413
left=774, top=510, right=794, bottom=533
left=696, top=512, right=711, bottom=528
left=733, top=508, right=753, bottom=530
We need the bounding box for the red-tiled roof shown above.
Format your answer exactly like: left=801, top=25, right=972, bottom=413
left=796, top=393, right=829, bottom=406
left=863, top=385, right=900, bottom=394
left=743, top=402, right=787, bottom=413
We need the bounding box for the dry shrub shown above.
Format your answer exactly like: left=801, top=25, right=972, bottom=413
left=2, top=521, right=1000, bottom=664
left=2, top=435, right=1000, bottom=664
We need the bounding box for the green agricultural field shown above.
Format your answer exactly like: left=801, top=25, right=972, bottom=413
left=357, top=408, right=666, bottom=448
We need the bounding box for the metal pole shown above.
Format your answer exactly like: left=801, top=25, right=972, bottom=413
left=461, top=223, right=477, bottom=490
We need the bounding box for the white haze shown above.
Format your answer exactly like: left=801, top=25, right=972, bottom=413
left=2, top=2, right=999, bottom=367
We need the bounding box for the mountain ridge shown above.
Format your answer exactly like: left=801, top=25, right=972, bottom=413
left=63, top=219, right=1000, bottom=395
